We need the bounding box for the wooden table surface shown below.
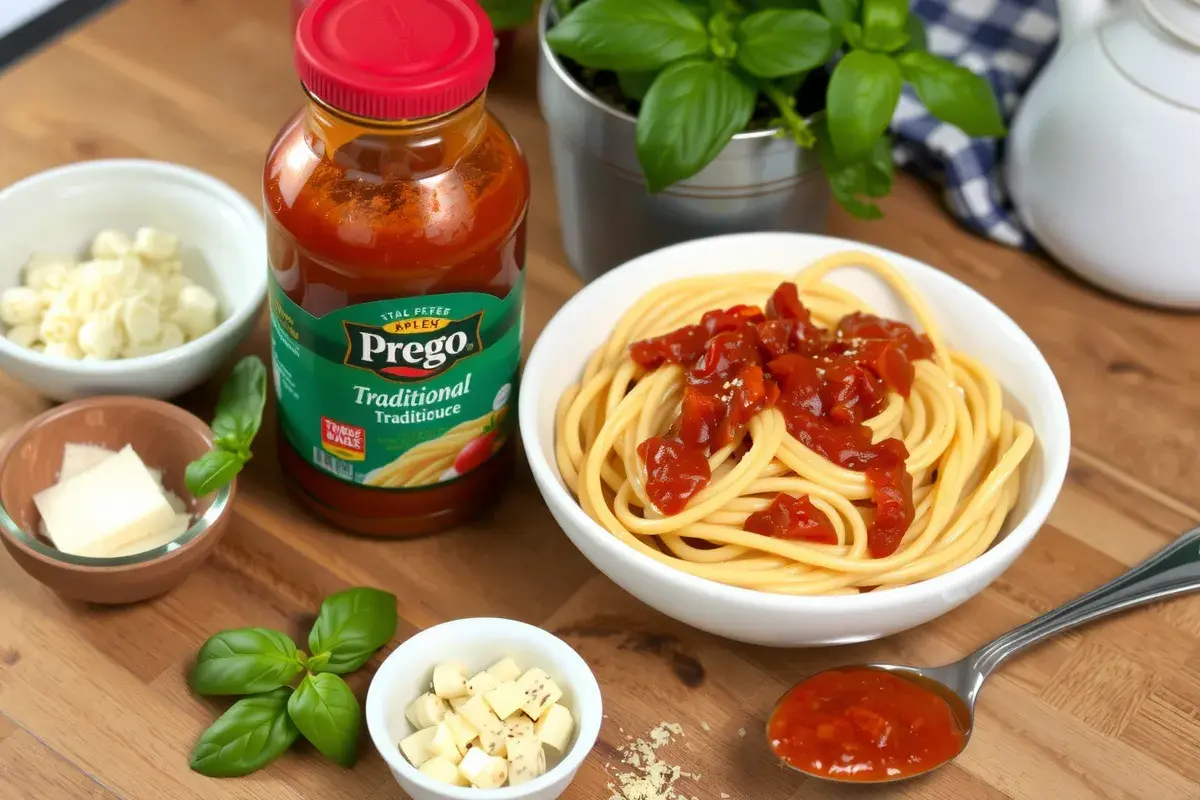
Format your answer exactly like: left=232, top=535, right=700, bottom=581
left=3, top=2, right=1200, bottom=799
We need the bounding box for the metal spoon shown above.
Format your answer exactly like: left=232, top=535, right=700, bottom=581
left=767, top=525, right=1200, bottom=783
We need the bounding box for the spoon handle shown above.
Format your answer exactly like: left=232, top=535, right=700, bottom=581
left=968, top=525, right=1200, bottom=678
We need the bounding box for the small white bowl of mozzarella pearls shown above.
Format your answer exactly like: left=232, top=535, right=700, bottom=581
left=367, top=618, right=602, bottom=800
left=0, top=159, right=266, bottom=400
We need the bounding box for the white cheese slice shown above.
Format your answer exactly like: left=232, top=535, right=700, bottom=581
left=105, top=512, right=191, bottom=557
left=59, top=443, right=116, bottom=481
left=34, top=445, right=178, bottom=557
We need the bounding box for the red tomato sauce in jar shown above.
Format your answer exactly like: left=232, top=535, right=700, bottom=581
left=266, top=0, right=528, bottom=536
left=628, top=283, right=933, bottom=556
left=768, top=667, right=965, bottom=781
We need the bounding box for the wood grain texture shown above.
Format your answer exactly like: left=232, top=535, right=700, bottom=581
left=1, top=2, right=1198, bottom=798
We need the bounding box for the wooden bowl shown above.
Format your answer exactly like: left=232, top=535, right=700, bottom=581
left=0, top=396, right=235, bottom=604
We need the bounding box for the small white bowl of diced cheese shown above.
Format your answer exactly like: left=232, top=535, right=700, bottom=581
left=0, top=159, right=267, bottom=401
left=366, top=618, right=602, bottom=800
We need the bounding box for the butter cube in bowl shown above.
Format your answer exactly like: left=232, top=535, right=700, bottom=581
left=366, top=618, right=602, bottom=800
left=0, top=395, right=235, bottom=604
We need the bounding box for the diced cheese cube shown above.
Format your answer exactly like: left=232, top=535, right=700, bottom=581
left=105, top=512, right=190, bottom=557
left=405, top=692, right=448, bottom=730
left=534, top=703, right=575, bottom=752
left=428, top=720, right=463, bottom=765
left=466, top=670, right=499, bottom=697
left=516, top=668, right=563, bottom=721
left=487, top=657, right=522, bottom=683
left=33, top=445, right=177, bottom=557
left=59, top=444, right=116, bottom=482
left=444, top=712, right=478, bottom=753
left=478, top=726, right=508, bottom=758
left=419, top=755, right=467, bottom=786
left=459, top=746, right=509, bottom=788
left=432, top=662, right=469, bottom=699
left=399, top=726, right=437, bottom=767
left=504, top=712, right=535, bottom=740
left=458, top=695, right=505, bottom=737
left=447, top=695, right=469, bottom=712
left=484, top=681, right=527, bottom=720
left=507, top=736, right=547, bottom=786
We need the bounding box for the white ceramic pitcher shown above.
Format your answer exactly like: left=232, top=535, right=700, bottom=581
left=1007, top=0, right=1200, bottom=308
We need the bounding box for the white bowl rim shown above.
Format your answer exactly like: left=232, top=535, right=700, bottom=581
left=0, top=158, right=267, bottom=372
left=366, top=617, right=603, bottom=799
left=519, top=231, right=1071, bottom=614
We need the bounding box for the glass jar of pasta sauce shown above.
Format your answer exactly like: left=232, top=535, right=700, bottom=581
left=266, top=0, right=529, bottom=536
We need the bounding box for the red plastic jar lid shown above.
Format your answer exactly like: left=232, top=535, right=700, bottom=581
left=295, top=0, right=495, bottom=120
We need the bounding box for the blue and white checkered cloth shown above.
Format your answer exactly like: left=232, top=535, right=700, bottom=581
left=893, top=0, right=1060, bottom=248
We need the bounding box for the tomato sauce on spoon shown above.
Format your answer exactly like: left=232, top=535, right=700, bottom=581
left=768, top=667, right=965, bottom=782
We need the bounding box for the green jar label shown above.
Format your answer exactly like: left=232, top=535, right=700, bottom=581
left=269, top=274, right=523, bottom=489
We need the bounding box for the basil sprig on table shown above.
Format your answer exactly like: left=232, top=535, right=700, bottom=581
left=185, top=355, right=268, bottom=498
left=546, top=0, right=1006, bottom=217
left=189, top=587, right=398, bottom=777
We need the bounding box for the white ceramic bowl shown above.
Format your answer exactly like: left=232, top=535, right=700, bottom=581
left=366, top=618, right=602, bottom=800
left=519, top=232, right=1071, bottom=648
left=0, top=159, right=267, bottom=401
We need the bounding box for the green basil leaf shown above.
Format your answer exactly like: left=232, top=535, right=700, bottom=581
left=735, top=10, right=837, bottom=78
left=826, top=49, right=902, bottom=160
left=865, top=135, right=895, bottom=197
left=190, top=688, right=299, bottom=777
left=815, top=118, right=886, bottom=219
left=897, top=51, right=1006, bottom=137
left=708, top=11, right=739, bottom=60
left=210, top=356, right=267, bottom=456
left=191, top=628, right=304, bottom=695
left=545, top=0, right=709, bottom=72
left=678, top=0, right=713, bottom=19
left=637, top=59, right=756, bottom=193
left=617, top=70, right=659, bottom=101
left=861, top=0, right=910, bottom=52
left=901, top=13, right=927, bottom=52
left=818, top=0, right=860, bottom=27
left=479, top=0, right=537, bottom=30
left=842, top=20, right=864, bottom=49
left=750, top=0, right=821, bottom=8
left=306, top=652, right=331, bottom=672
left=288, top=673, right=361, bottom=768
left=184, top=448, right=245, bottom=498
left=308, top=587, right=398, bottom=674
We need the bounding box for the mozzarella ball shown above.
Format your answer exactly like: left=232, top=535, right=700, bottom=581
left=5, top=324, right=39, bottom=349
left=39, top=303, right=81, bottom=344
left=78, top=315, right=125, bottom=360
left=91, top=229, right=132, bottom=259
left=43, top=340, right=84, bottom=360
left=0, top=287, right=43, bottom=326
left=24, top=259, right=73, bottom=292
left=132, top=227, right=179, bottom=262
left=121, top=296, right=161, bottom=344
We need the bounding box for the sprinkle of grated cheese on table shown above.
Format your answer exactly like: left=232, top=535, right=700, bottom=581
left=606, top=722, right=700, bottom=800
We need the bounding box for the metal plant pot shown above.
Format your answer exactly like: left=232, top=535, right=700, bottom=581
left=537, top=3, right=831, bottom=282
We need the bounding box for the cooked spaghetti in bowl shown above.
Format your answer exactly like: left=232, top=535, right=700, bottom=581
left=520, top=234, right=1069, bottom=646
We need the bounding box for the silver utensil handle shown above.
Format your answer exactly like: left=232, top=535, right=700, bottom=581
left=969, top=526, right=1200, bottom=678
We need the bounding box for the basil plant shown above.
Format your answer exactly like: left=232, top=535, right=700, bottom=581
left=546, top=0, right=1006, bottom=219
